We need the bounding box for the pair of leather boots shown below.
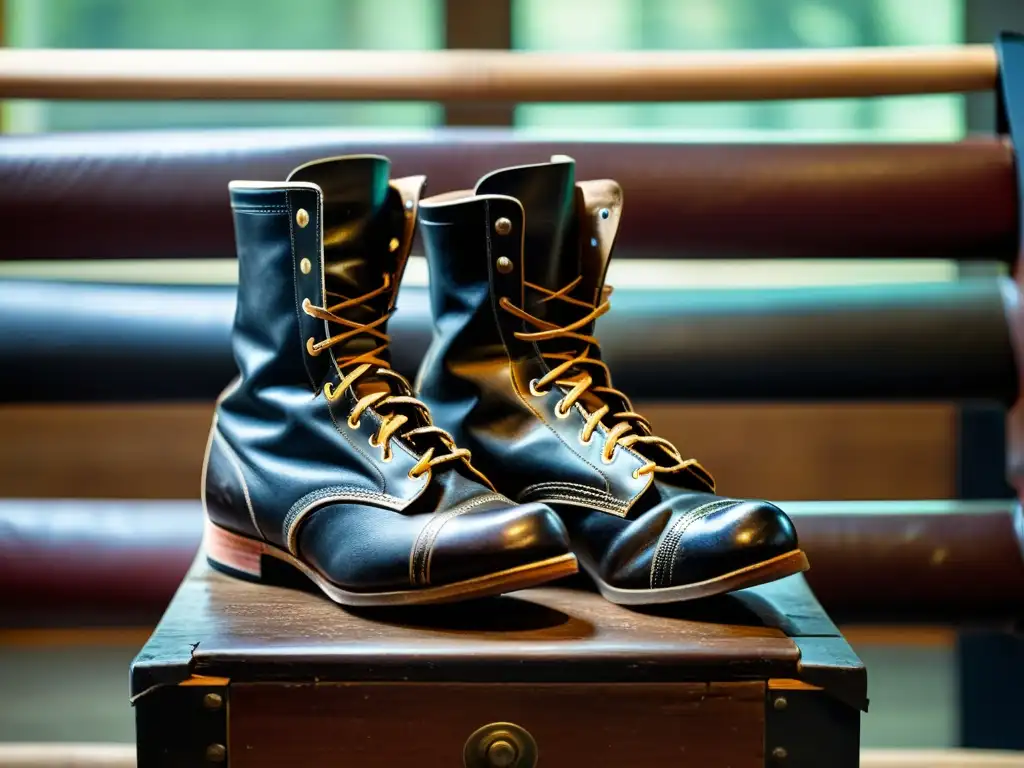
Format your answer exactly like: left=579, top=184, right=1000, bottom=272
left=203, top=154, right=808, bottom=607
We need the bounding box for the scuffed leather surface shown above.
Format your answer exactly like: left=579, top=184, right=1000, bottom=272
left=0, top=129, right=1015, bottom=263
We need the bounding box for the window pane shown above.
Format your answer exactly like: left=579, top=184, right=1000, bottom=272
left=3, top=0, right=444, bottom=132
left=513, top=0, right=965, bottom=141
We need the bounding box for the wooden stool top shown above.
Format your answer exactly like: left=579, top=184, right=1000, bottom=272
left=133, top=557, right=866, bottom=710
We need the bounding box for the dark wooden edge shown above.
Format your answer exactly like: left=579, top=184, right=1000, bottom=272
left=766, top=687, right=861, bottom=768
left=134, top=683, right=226, bottom=768
left=731, top=574, right=868, bottom=712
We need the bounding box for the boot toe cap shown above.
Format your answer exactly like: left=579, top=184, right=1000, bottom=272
left=667, top=499, right=801, bottom=587
left=425, top=502, right=572, bottom=587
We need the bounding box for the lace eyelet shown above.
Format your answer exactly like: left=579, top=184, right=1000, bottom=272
left=408, top=469, right=424, bottom=481
left=347, top=414, right=361, bottom=430
left=306, top=337, right=320, bottom=357
left=601, top=447, right=616, bottom=464
left=301, top=297, right=313, bottom=316
left=554, top=400, right=571, bottom=419
left=368, top=434, right=380, bottom=449
left=529, top=378, right=549, bottom=398
left=579, top=430, right=593, bottom=446
left=380, top=448, right=393, bottom=463
left=631, top=467, right=642, bottom=480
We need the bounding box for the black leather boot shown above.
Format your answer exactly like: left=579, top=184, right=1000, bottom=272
left=416, top=156, right=807, bottom=605
left=202, top=155, right=576, bottom=606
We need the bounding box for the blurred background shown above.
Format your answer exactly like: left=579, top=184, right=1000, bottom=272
left=0, top=0, right=1021, bottom=755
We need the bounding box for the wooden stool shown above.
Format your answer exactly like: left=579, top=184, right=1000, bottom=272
left=132, top=558, right=865, bottom=767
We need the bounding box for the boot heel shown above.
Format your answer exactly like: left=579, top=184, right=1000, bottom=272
left=204, top=518, right=268, bottom=581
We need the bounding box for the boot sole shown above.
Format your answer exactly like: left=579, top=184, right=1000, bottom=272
left=204, top=519, right=579, bottom=607
left=583, top=548, right=810, bottom=605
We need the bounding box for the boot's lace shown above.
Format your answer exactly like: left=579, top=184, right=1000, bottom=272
left=499, top=276, right=712, bottom=484
left=302, top=273, right=470, bottom=479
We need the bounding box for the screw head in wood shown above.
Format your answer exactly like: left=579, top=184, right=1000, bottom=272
left=496, top=256, right=514, bottom=274
left=494, top=217, right=512, bottom=235
left=296, top=208, right=310, bottom=228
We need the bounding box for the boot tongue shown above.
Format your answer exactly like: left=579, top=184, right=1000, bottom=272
left=474, top=159, right=580, bottom=320
left=287, top=155, right=406, bottom=396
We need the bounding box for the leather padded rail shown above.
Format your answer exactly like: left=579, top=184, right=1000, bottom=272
left=0, top=129, right=1017, bottom=262
left=2, top=498, right=1020, bottom=625
left=0, top=278, right=1015, bottom=404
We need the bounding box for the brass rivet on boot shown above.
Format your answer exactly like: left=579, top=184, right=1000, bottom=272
left=496, top=256, right=514, bottom=274
left=389, top=237, right=400, bottom=252
left=299, top=258, right=312, bottom=275
left=296, top=208, right=310, bottom=228
left=494, top=217, right=512, bottom=236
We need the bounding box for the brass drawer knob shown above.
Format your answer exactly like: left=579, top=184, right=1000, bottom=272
left=464, top=722, right=537, bottom=768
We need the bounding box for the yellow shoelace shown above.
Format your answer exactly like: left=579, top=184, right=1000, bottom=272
left=303, top=273, right=470, bottom=479
left=499, top=276, right=713, bottom=486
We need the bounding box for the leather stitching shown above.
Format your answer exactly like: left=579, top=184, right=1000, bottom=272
left=409, top=492, right=508, bottom=587
left=518, top=482, right=628, bottom=515
left=283, top=485, right=406, bottom=555
left=212, top=428, right=265, bottom=541
left=651, top=499, right=736, bottom=588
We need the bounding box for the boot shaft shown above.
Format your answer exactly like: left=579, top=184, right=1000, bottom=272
left=228, top=156, right=423, bottom=393
left=417, top=158, right=657, bottom=516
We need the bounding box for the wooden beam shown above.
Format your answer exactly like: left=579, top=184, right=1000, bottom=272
left=443, top=0, right=513, bottom=125
left=0, top=45, right=997, bottom=102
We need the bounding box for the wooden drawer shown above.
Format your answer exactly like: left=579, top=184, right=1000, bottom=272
left=229, top=682, right=765, bottom=768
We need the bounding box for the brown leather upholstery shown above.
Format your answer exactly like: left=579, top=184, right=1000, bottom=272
left=0, top=129, right=1016, bottom=262
left=2, top=499, right=1020, bottom=625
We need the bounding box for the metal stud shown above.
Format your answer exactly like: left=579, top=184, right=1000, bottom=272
left=599, top=208, right=610, bottom=220
left=405, top=199, right=414, bottom=210
left=496, top=256, right=514, bottom=274
left=487, top=740, right=518, bottom=768
left=203, top=692, right=223, bottom=711
left=299, top=257, right=312, bottom=275
left=389, top=237, right=400, bottom=253
left=296, top=208, right=310, bottom=228
left=494, top=217, right=512, bottom=236
left=205, top=743, right=227, bottom=763
left=773, top=696, right=788, bottom=711
left=772, top=747, right=788, bottom=761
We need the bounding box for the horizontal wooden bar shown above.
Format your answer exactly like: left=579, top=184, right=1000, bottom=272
left=0, top=45, right=998, bottom=102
